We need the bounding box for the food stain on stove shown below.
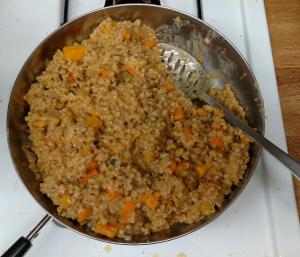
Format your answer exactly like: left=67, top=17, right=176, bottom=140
left=177, top=252, right=187, bottom=257
left=104, top=245, right=112, bottom=253
left=152, top=254, right=159, bottom=257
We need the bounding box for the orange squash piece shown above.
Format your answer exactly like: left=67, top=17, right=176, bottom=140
left=147, top=38, right=157, bottom=49
left=67, top=72, right=76, bottom=84
left=124, top=65, right=135, bottom=74
left=137, top=33, right=145, bottom=42
left=89, top=159, right=98, bottom=170
left=165, top=82, right=174, bottom=92
left=143, top=151, right=155, bottom=162
left=169, top=160, right=177, bottom=172
left=183, top=127, right=193, bottom=140
left=100, top=68, right=109, bottom=78
left=80, top=168, right=99, bottom=185
left=63, top=45, right=86, bottom=61
left=32, top=120, right=48, bottom=128
left=59, top=195, right=72, bottom=208
left=107, top=191, right=123, bottom=200
left=196, top=108, right=208, bottom=117
left=176, top=160, right=189, bottom=174
left=211, top=136, right=224, bottom=148
left=174, top=106, right=185, bottom=121
left=169, top=159, right=189, bottom=175
left=77, top=208, right=92, bottom=223
left=121, top=201, right=136, bottom=223
left=195, top=164, right=208, bottom=178
left=85, top=113, right=103, bottom=128
left=141, top=192, right=160, bottom=209
left=80, top=159, right=99, bottom=184
left=81, top=148, right=92, bottom=156
left=200, top=202, right=214, bottom=216
left=122, top=29, right=131, bottom=41
left=94, top=224, right=120, bottom=238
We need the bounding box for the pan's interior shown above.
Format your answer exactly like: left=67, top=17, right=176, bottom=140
left=7, top=5, right=264, bottom=244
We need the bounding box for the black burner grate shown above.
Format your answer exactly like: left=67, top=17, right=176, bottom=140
left=105, top=0, right=161, bottom=6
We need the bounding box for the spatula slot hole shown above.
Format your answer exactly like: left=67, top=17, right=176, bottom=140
left=179, top=64, right=186, bottom=75
left=174, top=60, right=180, bottom=70
left=187, top=72, right=192, bottom=81
left=193, top=79, right=199, bottom=87
left=160, top=49, right=165, bottom=56
left=167, top=53, right=174, bottom=64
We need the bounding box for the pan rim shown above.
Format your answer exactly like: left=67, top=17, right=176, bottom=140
left=6, top=3, right=264, bottom=245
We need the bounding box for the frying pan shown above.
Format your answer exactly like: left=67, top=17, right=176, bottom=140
left=3, top=3, right=264, bottom=257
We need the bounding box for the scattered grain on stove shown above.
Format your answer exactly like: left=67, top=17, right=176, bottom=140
left=104, top=245, right=112, bottom=253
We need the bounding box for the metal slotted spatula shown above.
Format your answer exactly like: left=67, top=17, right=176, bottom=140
left=158, top=43, right=300, bottom=180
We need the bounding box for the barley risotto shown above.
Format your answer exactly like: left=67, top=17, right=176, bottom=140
left=25, top=18, right=251, bottom=240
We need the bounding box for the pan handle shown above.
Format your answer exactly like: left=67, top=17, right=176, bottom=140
left=1, top=214, right=51, bottom=257
left=1, top=237, right=31, bottom=257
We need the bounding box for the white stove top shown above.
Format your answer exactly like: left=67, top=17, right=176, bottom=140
left=0, top=1, right=299, bottom=257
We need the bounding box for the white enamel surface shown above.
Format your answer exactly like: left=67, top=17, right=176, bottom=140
left=0, top=1, right=299, bottom=257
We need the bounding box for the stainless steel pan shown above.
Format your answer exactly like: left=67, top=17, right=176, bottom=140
left=4, top=3, right=264, bottom=256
